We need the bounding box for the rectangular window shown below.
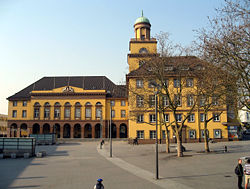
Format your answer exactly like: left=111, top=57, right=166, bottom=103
left=162, top=130, right=166, bottom=139
left=150, top=130, right=156, bottom=139
left=214, top=129, right=222, bottom=139
left=44, top=108, right=50, bottom=118
left=174, top=78, right=180, bottom=88
left=188, top=114, right=195, bottom=122
left=186, top=78, right=194, bottom=87
left=149, top=95, right=155, bottom=107
left=34, top=108, right=39, bottom=118
left=148, top=80, right=156, bottom=88
left=136, top=79, right=143, bottom=88
left=137, top=114, right=144, bottom=123
left=13, top=101, right=17, bottom=106
left=150, top=114, right=156, bottom=123
left=212, top=97, right=219, bottom=106
left=164, top=66, right=173, bottom=71
left=121, top=110, right=126, bottom=118
left=176, top=114, right=182, bottom=122
left=162, top=95, right=169, bottom=107
left=137, top=130, right=144, bottom=139
left=136, top=95, right=144, bottom=107
left=22, top=110, right=27, bottom=118
left=111, top=110, right=115, bottom=118
left=12, top=110, right=17, bottom=118
left=23, top=101, right=27, bottom=106
left=200, top=95, right=206, bottom=106
left=121, top=100, right=126, bottom=106
left=201, top=130, right=209, bottom=138
left=164, top=114, right=169, bottom=122
left=213, top=113, right=220, bottom=122
left=189, top=130, right=196, bottom=139
left=110, top=100, right=115, bottom=106
left=75, top=108, right=81, bottom=118
left=200, top=113, right=204, bottom=122
left=96, top=108, right=102, bottom=118
left=174, top=94, right=182, bottom=106
left=85, top=108, right=91, bottom=118
left=54, top=108, right=60, bottom=118
left=64, top=108, right=70, bottom=118
left=187, top=94, right=194, bottom=106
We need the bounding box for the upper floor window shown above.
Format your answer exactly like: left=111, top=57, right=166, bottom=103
left=85, top=108, right=92, bottom=118
left=164, top=114, right=169, bottom=122
left=34, top=102, right=40, bottom=118
left=13, top=101, right=17, bottom=106
left=200, top=95, right=206, bottom=106
left=149, top=95, right=155, bottom=107
left=136, top=79, right=143, bottom=88
left=139, top=60, right=145, bottom=67
left=110, top=100, right=115, bottom=106
left=148, top=80, right=156, bottom=88
left=136, top=95, right=144, bottom=107
left=121, top=110, right=126, bottom=118
left=54, top=102, right=61, bottom=119
left=139, top=48, right=148, bottom=54
left=213, top=113, right=220, bottom=122
left=23, top=101, right=27, bottom=106
left=162, top=95, right=169, bottom=107
left=121, top=100, right=126, bottom=106
left=187, top=94, right=194, bottom=106
left=163, top=79, right=169, bottom=88
left=175, top=114, right=182, bottom=122
left=96, top=108, right=102, bottom=118
left=188, top=114, right=195, bottom=122
left=149, top=114, right=156, bottom=123
left=186, top=78, right=194, bottom=87
left=200, top=113, right=205, bottom=122
left=137, top=114, right=144, bottom=123
left=212, top=96, right=219, bottom=106
left=174, top=79, right=180, bottom=88
left=12, top=110, right=17, bottom=118
left=64, top=102, right=71, bottom=118
left=164, top=66, right=173, bottom=71
left=22, top=110, right=27, bottom=118
left=174, top=94, right=182, bottom=106
left=111, top=110, right=115, bottom=118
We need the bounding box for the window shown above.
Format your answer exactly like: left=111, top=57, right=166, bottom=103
left=121, top=100, right=126, bottom=106
left=213, top=113, right=220, bottom=122
left=121, top=110, right=126, bottom=118
left=201, top=130, right=209, bottom=138
left=150, top=114, right=156, bottom=123
left=137, top=114, right=144, bottom=123
left=22, top=110, right=27, bottom=118
left=85, top=108, right=91, bottom=118
left=188, top=114, right=195, bottom=122
left=141, top=35, right=145, bottom=40
left=149, top=95, right=155, bottom=107
left=175, top=114, right=182, bottom=122
left=96, top=108, right=102, bottom=118
left=186, top=78, right=194, bottom=87
left=44, top=107, right=50, bottom=118
left=139, top=48, right=148, bottom=54
left=200, top=96, right=206, bottom=106
left=110, top=100, right=115, bottom=106
left=75, top=107, right=81, bottom=118
left=137, top=130, right=144, bottom=139
left=162, top=130, right=166, bottom=139
left=148, top=80, right=156, bottom=88
left=200, top=113, right=205, bottom=122
left=54, top=108, right=60, bottom=118
left=23, top=101, right=27, bottom=106
left=212, top=96, right=219, bottom=106
left=12, top=110, right=17, bottom=118
left=136, top=95, right=144, bottom=107
left=13, top=101, right=17, bottom=106
left=214, top=129, right=222, bottom=139
left=64, top=108, right=71, bottom=118
left=136, top=79, right=143, bottom=88
left=163, top=114, right=169, bottom=122
left=150, top=131, right=156, bottom=139
left=247, top=112, right=250, bottom=121
left=111, top=110, right=115, bottom=118
left=164, top=66, right=173, bottom=71
left=187, top=94, right=194, bottom=106
left=174, top=94, right=182, bottom=106
left=34, top=108, right=40, bottom=118
left=189, top=130, right=196, bottom=139
left=174, top=79, right=180, bottom=88
left=162, top=95, right=169, bottom=107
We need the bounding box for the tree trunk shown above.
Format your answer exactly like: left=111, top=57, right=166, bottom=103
left=165, top=129, right=170, bottom=153
left=176, top=131, right=183, bottom=157
left=204, top=120, right=210, bottom=153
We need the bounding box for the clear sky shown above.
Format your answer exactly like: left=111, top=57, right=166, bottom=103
left=0, top=0, right=225, bottom=114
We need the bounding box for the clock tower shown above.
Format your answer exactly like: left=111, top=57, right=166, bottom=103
left=128, top=12, right=157, bottom=72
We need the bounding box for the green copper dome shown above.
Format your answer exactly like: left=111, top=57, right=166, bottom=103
left=134, top=11, right=150, bottom=25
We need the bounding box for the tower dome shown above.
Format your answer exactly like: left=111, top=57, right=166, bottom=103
left=134, top=11, right=150, bottom=25
left=133, top=11, right=151, bottom=40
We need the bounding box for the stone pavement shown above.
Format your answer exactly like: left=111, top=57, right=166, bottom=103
left=0, top=140, right=250, bottom=189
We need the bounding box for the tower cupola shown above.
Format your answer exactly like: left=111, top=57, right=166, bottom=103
left=134, top=11, right=151, bottom=40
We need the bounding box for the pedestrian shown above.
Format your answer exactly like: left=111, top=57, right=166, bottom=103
left=235, top=159, right=244, bottom=189
left=94, top=178, right=104, bottom=189
left=244, top=159, right=250, bottom=189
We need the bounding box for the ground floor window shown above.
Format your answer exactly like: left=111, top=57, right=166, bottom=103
left=150, top=130, right=156, bottom=139
left=162, top=130, right=166, bottom=139
left=137, top=130, right=144, bottom=139
left=201, top=130, right=209, bottom=138
left=214, top=129, right=222, bottom=139
left=189, top=130, right=196, bottom=139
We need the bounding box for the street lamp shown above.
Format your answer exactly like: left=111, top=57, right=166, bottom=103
left=154, top=90, right=159, bottom=180
left=110, top=101, right=113, bottom=157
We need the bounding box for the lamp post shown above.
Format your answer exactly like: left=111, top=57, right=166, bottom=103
left=110, top=102, right=112, bottom=157
left=155, top=91, right=159, bottom=180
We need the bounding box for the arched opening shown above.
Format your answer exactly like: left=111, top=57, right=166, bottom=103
left=63, top=124, right=71, bottom=138
left=111, top=124, right=117, bottom=138
left=95, top=124, right=101, bottom=138
left=74, top=124, right=81, bottom=138
left=54, top=123, right=60, bottom=138
left=32, top=123, right=40, bottom=134
left=84, top=124, right=92, bottom=138
left=120, top=124, right=127, bottom=138
left=43, top=123, right=50, bottom=134
left=20, top=123, right=28, bottom=137
left=10, top=123, right=18, bottom=137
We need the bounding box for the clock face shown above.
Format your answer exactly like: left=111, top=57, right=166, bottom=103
left=139, top=48, right=148, bottom=54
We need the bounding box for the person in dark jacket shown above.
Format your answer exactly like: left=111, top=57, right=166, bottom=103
left=94, top=178, right=104, bottom=189
left=236, top=159, right=244, bottom=189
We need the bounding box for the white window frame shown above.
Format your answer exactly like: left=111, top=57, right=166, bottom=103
left=96, top=108, right=102, bottom=118
left=64, top=108, right=71, bottom=118
left=137, top=130, right=144, bottom=139
left=137, top=114, right=144, bottom=123
left=162, top=95, right=169, bottom=107
left=44, top=108, right=50, bottom=118
left=75, top=107, right=81, bottom=118
left=34, top=108, right=40, bottom=118
left=174, top=94, right=182, bottom=106
left=85, top=108, right=92, bottom=118
left=187, top=94, right=194, bottom=106
left=121, top=100, right=126, bottom=106
left=201, top=130, right=209, bottom=138
left=188, top=114, right=195, bottom=122
left=150, top=114, right=156, bottom=123
left=150, top=130, right=156, bottom=139
left=136, top=79, right=143, bottom=88
left=121, top=110, right=126, bottom=118
left=164, top=114, right=169, bottom=122
left=200, top=113, right=204, bottom=122
left=111, top=110, right=115, bottom=118
left=176, top=114, right=182, bottom=122
left=23, top=101, right=27, bottom=106
left=214, top=129, right=222, bottom=139
left=54, top=108, right=60, bottom=118
left=149, top=95, right=155, bottom=107
left=189, top=130, right=196, bottom=139
left=136, top=95, right=144, bottom=107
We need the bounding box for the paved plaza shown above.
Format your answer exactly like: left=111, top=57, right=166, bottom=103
left=0, top=140, right=250, bottom=189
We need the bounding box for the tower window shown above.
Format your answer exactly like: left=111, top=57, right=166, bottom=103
left=141, top=35, right=145, bottom=40
left=139, top=48, right=148, bottom=54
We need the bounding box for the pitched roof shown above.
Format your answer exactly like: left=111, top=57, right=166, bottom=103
left=7, top=76, right=127, bottom=100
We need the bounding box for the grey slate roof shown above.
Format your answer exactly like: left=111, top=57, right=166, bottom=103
left=7, top=76, right=127, bottom=100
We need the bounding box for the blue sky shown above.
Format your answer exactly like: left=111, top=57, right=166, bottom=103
left=0, top=0, right=225, bottom=114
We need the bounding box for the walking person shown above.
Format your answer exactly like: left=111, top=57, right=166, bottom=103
left=235, top=159, right=244, bottom=189
left=94, top=178, right=104, bottom=189
left=244, top=159, right=250, bottom=189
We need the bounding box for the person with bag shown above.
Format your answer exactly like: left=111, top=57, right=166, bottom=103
left=94, top=178, right=104, bottom=189
left=244, top=159, right=250, bottom=189
left=235, top=159, right=244, bottom=189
